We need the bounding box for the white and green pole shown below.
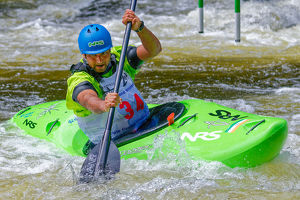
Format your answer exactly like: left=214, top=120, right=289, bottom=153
left=199, top=0, right=204, bottom=33
left=235, top=0, right=240, bottom=42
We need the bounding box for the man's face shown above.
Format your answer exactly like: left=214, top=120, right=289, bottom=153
left=85, top=49, right=111, bottom=73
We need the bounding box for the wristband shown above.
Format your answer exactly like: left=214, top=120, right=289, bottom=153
left=135, top=21, right=144, bottom=33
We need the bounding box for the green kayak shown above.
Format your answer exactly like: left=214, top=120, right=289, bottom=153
left=12, top=99, right=288, bottom=168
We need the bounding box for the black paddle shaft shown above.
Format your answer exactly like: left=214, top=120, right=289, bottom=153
left=94, top=0, right=138, bottom=178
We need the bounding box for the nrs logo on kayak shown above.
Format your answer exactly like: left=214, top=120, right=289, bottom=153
left=181, top=131, right=222, bottom=141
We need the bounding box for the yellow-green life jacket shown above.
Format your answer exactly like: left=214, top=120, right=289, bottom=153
left=66, top=46, right=141, bottom=117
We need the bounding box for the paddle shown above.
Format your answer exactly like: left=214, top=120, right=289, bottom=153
left=79, top=0, right=138, bottom=183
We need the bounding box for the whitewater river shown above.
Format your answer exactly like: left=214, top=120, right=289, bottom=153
left=0, top=0, right=299, bottom=199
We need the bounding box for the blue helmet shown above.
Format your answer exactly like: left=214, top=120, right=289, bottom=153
left=78, top=24, right=112, bottom=54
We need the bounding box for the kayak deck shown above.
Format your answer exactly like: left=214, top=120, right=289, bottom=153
left=115, top=102, right=185, bottom=146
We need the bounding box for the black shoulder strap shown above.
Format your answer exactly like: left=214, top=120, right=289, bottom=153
left=70, top=62, right=86, bottom=74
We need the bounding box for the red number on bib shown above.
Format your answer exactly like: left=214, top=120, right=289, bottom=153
left=119, top=93, right=144, bottom=119
left=134, top=93, right=144, bottom=111
left=119, top=101, right=134, bottom=119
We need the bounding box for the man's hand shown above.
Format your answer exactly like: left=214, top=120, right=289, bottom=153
left=104, top=93, right=122, bottom=112
left=122, top=9, right=142, bottom=31
left=121, top=9, right=162, bottom=61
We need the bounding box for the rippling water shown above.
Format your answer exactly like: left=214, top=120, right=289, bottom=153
left=0, top=0, right=299, bottom=199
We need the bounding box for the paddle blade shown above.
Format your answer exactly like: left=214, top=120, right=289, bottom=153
left=79, top=141, right=120, bottom=183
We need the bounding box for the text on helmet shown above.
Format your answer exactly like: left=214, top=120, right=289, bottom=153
left=88, top=40, right=104, bottom=47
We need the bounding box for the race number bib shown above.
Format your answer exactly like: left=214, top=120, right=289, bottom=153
left=100, top=72, right=149, bottom=137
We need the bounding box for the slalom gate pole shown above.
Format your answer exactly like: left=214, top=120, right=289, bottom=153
left=235, top=0, right=241, bottom=42
left=198, top=0, right=204, bottom=33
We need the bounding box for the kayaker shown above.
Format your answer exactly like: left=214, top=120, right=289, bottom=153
left=66, top=9, right=162, bottom=153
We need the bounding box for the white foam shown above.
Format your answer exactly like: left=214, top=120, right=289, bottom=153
left=0, top=121, right=72, bottom=176
left=275, top=87, right=300, bottom=94
left=283, top=134, right=300, bottom=160
left=210, top=98, right=256, bottom=113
